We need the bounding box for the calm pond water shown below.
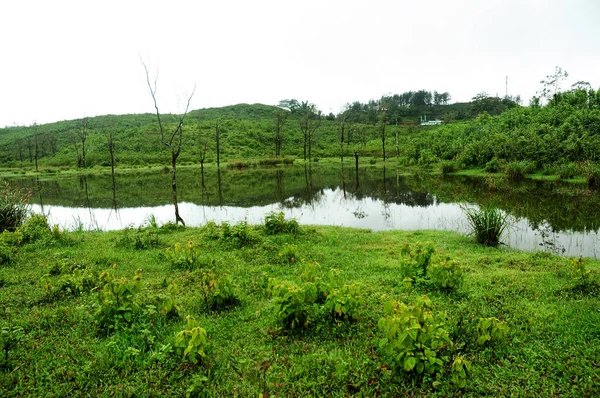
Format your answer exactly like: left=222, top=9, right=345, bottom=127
left=9, top=164, right=600, bottom=258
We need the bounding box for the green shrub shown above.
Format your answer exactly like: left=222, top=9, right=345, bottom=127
left=378, top=296, right=452, bottom=381
left=0, top=243, right=12, bottom=265
left=174, top=316, right=208, bottom=365
left=323, top=282, right=361, bottom=321
left=476, top=317, right=509, bottom=353
left=264, top=211, right=299, bottom=235
left=197, top=272, right=239, bottom=310
left=164, top=240, right=204, bottom=270
left=0, top=182, right=30, bottom=233
left=1, top=323, right=25, bottom=366
left=484, top=157, right=500, bottom=173
left=278, top=243, right=298, bottom=264
left=19, top=214, right=51, bottom=244
left=440, top=160, right=457, bottom=174
left=428, top=256, right=464, bottom=291
left=556, top=162, right=578, bottom=180
left=258, top=157, right=284, bottom=166
left=462, top=204, right=508, bottom=247
left=450, top=356, right=471, bottom=389
left=41, top=262, right=98, bottom=299
left=503, top=161, right=527, bottom=181
left=94, top=268, right=142, bottom=333
left=268, top=279, right=316, bottom=329
left=399, top=242, right=435, bottom=278
left=227, top=159, right=249, bottom=169
left=583, top=162, right=600, bottom=189
left=221, top=221, right=255, bottom=247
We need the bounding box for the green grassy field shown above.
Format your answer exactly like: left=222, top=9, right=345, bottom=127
left=1, top=216, right=599, bottom=397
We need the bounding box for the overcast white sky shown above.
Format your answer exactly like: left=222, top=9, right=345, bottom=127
left=1, top=0, right=599, bottom=127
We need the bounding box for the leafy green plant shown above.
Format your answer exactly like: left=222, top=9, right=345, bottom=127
left=0, top=242, right=12, bottom=265
left=153, top=282, right=180, bottom=319
left=476, top=317, right=509, bottom=354
left=583, top=162, right=600, bottom=189
left=174, top=315, right=208, bottom=365
left=117, top=226, right=162, bottom=250
left=462, top=204, right=508, bottom=247
left=221, top=220, right=256, bottom=247
left=323, top=282, right=361, bottom=321
left=556, top=162, right=578, bottom=180
left=378, top=296, right=452, bottom=382
left=41, top=262, right=98, bottom=299
left=399, top=241, right=435, bottom=278
left=278, top=243, right=298, bottom=264
left=0, top=182, right=30, bottom=233
left=440, top=160, right=457, bottom=174
left=450, top=355, right=471, bottom=389
left=94, top=268, right=142, bottom=333
left=428, top=256, right=464, bottom=291
left=18, top=213, right=52, bottom=244
left=268, top=279, right=317, bottom=329
left=197, top=272, right=239, bottom=310
left=1, top=322, right=25, bottom=367
left=484, top=157, right=500, bottom=173
left=165, top=240, right=201, bottom=270
left=504, top=161, right=527, bottom=181
left=570, top=256, right=591, bottom=286
left=264, top=211, right=299, bottom=235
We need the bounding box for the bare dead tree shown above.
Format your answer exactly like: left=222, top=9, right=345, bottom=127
left=298, top=102, right=321, bottom=162
left=142, top=59, right=195, bottom=225
left=78, top=117, right=89, bottom=168
left=274, top=108, right=288, bottom=156
left=33, top=122, right=39, bottom=172
left=107, top=131, right=117, bottom=209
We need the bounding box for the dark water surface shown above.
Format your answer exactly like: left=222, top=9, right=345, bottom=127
left=9, top=165, right=600, bottom=258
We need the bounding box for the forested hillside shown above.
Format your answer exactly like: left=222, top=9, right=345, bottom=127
left=0, top=86, right=598, bottom=173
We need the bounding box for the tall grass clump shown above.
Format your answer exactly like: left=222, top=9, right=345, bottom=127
left=0, top=182, right=30, bottom=232
left=258, top=157, right=284, bottom=166
left=461, top=204, right=508, bottom=247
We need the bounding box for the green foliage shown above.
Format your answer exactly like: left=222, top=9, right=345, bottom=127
left=264, top=211, right=299, bottom=235
left=94, top=268, right=142, bottom=333
left=278, top=243, right=298, bottom=264
left=322, top=281, right=361, bottom=321
left=399, top=241, right=435, bottom=278
left=153, top=282, right=180, bottom=319
left=17, top=213, right=52, bottom=244
left=556, top=162, right=578, bottom=180
left=504, top=161, right=527, bottom=181
left=116, top=226, right=162, bottom=250
left=174, top=316, right=207, bottom=365
left=268, top=263, right=361, bottom=329
left=0, top=242, right=12, bottom=265
left=450, top=355, right=471, bottom=389
left=476, top=317, right=509, bottom=347
left=1, top=322, right=25, bottom=366
left=41, top=261, right=98, bottom=299
left=196, top=271, right=239, bottom=310
left=0, top=182, right=30, bottom=233
left=583, top=162, right=600, bottom=189
left=484, top=157, right=500, bottom=173
left=268, top=279, right=316, bottom=329
left=428, top=256, right=464, bottom=291
left=439, top=160, right=458, bottom=174
left=165, top=240, right=201, bottom=270
left=462, top=204, right=508, bottom=247
left=378, top=296, right=452, bottom=381
left=571, top=256, right=592, bottom=286
left=220, top=220, right=256, bottom=247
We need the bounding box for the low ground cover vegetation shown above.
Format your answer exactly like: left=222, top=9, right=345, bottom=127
left=0, top=212, right=599, bottom=396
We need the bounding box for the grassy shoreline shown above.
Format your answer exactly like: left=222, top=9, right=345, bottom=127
left=1, top=220, right=599, bottom=396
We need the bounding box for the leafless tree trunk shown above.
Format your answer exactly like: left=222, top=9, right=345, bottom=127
left=107, top=132, right=117, bottom=209
left=78, top=117, right=88, bottom=168
left=142, top=59, right=195, bottom=226
left=274, top=108, right=287, bottom=156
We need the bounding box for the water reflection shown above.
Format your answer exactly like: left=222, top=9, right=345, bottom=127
left=9, top=165, right=600, bottom=258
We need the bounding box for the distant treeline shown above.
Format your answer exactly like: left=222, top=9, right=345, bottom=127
left=0, top=85, right=597, bottom=171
